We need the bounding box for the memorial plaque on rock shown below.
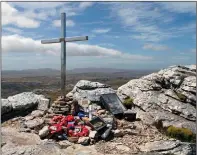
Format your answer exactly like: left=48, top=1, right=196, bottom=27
left=100, top=93, right=127, bottom=116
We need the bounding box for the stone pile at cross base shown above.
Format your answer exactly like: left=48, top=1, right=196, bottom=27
left=1, top=64, right=196, bottom=155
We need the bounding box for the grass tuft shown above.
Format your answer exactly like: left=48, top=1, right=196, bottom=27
left=166, top=126, right=196, bottom=142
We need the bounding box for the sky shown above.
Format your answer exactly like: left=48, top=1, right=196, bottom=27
left=2, top=2, right=196, bottom=70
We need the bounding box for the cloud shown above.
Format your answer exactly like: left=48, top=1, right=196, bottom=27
left=3, top=2, right=94, bottom=29
left=2, top=34, right=152, bottom=61
left=159, top=2, right=196, bottom=14
left=92, top=28, right=111, bottom=34
left=2, top=2, right=40, bottom=28
left=3, top=27, right=23, bottom=34
left=52, top=20, right=75, bottom=27
left=108, top=2, right=196, bottom=42
left=79, top=2, right=94, bottom=10
left=143, top=44, right=169, bottom=51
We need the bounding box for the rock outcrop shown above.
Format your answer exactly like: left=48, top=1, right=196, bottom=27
left=67, top=80, right=115, bottom=102
left=1, top=92, right=50, bottom=119
left=139, top=140, right=195, bottom=155
left=117, top=65, right=196, bottom=133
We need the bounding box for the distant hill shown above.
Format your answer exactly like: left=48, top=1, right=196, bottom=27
left=2, top=68, right=158, bottom=78
left=2, top=68, right=60, bottom=78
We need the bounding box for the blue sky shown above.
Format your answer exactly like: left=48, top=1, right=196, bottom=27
left=2, top=2, right=196, bottom=70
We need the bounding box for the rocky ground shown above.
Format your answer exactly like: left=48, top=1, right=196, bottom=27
left=1, top=65, right=196, bottom=155
left=117, top=65, right=196, bottom=133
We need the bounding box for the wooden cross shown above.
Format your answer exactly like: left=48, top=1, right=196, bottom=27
left=41, top=13, right=88, bottom=97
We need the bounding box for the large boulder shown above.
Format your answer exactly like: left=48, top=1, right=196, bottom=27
left=117, top=65, right=196, bottom=133
left=67, top=80, right=115, bottom=102
left=8, top=92, right=45, bottom=111
left=1, top=99, right=13, bottom=115
left=1, top=92, right=49, bottom=117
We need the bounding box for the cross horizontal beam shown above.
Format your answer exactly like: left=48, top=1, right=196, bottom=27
left=41, top=36, right=88, bottom=44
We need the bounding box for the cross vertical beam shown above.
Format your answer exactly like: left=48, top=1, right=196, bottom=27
left=61, top=13, right=66, bottom=97
left=41, top=12, right=88, bottom=98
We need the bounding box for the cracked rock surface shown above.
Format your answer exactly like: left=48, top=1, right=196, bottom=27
left=67, top=80, right=115, bottom=102
left=117, top=65, right=196, bottom=133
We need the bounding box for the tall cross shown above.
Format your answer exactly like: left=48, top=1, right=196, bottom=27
left=41, top=13, right=88, bottom=97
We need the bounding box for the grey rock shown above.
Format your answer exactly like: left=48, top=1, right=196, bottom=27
left=1, top=92, right=48, bottom=117
left=2, top=126, right=102, bottom=155
left=118, top=65, right=196, bottom=133
left=37, top=98, right=50, bottom=111
left=89, top=131, right=97, bottom=139
left=140, top=140, right=180, bottom=152
left=116, top=144, right=130, bottom=152
left=8, top=92, right=45, bottom=111
left=78, top=137, right=90, bottom=145
left=67, top=80, right=115, bottom=102
left=1, top=99, right=12, bottom=115
left=31, top=110, right=45, bottom=117
left=25, top=115, right=34, bottom=121
left=112, top=129, right=123, bottom=137
left=39, top=126, right=49, bottom=138
left=59, top=140, right=72, bottom=149
left=19, top=128, right=31, bottom=133
left=157, top=94, right=196, bottom=121
left=25, top=118, right=44, bottom=129
left=139, top=140, right=195, bottom=155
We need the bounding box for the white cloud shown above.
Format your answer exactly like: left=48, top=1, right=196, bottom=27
left=92, top=28, right=111, bottom=34
left=2, top=2, right=94, bottom=29
left=3, top=27, right=23, bottom=34
left=159, top=2, right=196, bottom=14
left=109, top=2, right=196, bottom=42
left=52, top=20, right=75, bottom=27
left=2, top=34, right=152, bottom=61
left=143, top=44, right=169, bottom=51
left=2, top=2, right=40, bottom=28
left=79, top=2, right=94, bottom=10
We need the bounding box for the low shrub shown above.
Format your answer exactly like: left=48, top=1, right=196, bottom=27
left=166, top=126, right=196, bottom=142
left=123, top=97, right=134, bottom=109
left=175, top=92, right=187, bottom=102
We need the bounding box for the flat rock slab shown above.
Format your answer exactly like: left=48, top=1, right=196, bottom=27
left=140, top=140, right=180, bottom=152
left=1, top=127, right=41, bottom=146
left=2, top=126, right=103, bottom=155
left=67, top=80, right=115, bottom=102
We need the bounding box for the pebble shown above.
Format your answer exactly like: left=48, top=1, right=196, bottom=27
left=113, top=129, right=123, bottom=137
left=78, top=137, right=90, bottom=145
left=59, top=140, right=72, bottom=149
left=116, top=145, right=130, bottom=152
left=89, top=131, right=97, bottom=139
left=39, top=126, right=49, bottom=138
left=25, top=116, right=34, bottom=121
left=31, top=110, right=44, bottom=117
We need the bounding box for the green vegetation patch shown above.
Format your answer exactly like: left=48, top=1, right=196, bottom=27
left=175, top=92, right=187, bottom=102
left=123, top=97, right=134, bottom=109
left=166, top=126, right=196, bottom=142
